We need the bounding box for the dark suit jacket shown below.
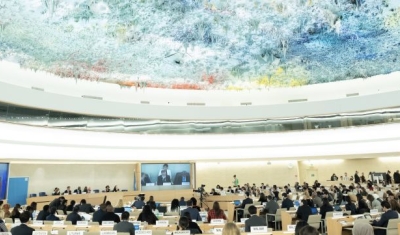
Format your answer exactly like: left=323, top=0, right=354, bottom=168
left=74, top=189, right=82, bottom=194
left=372, top=210, right=398, bottom=235
left=79, top=203, right=95, bottom=213
left=10, top=224, right=35, bottom=235
left=46, top=214, right=60, bottom=221
left=66, top=212, right=82, bottom=225
left=296, top=205, right=312, bottom=222
left=101, top=212, right=121, bottom=224
left=281, top=198, right=294, bottom=210
left=36, top=210, right=50, bottom=221
left=92, top=210, right=106, bottom=223
left=240, top=198, right=253, bottom=209
left=245, top=215, right=267, bottom=232
left=174, top=171, right=191, bottom=185
left=157, top=175, right=171, bottom=185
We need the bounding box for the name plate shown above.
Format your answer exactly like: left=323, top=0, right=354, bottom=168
left=213, top=228, right=223, bottom=235
left=210, top=219, right=225, bottom=224
left=155, top=213, right=164, bottom=217
left=33, top=220, right=44, bottom=225
left=173, top=231, right=190, bottom=235
left=156, top=220, right=169, bottom=226
left=102, top=221, right=115, bottom=226
left=240, top=218, right=248, bottom=223
left=136, top=231, right=152, bottom=235
left=100, top=231, right=117, bottom=235
left=370, top=209, right=378, bottom=214
left=14, top=218, right=21, bottom=224
left=250, top=226, right=268, bottom=233
left=332, top=212, right=343, bottom=218
left=287, top=225, right=296, bottom=232
left=66, top=232, right=83, bottom=235
left=53, top=221, right=64, bottom=226
left=76, top=221, right=88, bottom=226
left=0, top=233, right=12, bottom=235
left=33, top=232, right=48, bottom=235
left=50, top=231, right=58, bottom=235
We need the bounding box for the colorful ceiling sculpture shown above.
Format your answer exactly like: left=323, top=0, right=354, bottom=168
left=0, top=0, right=399, bottom=90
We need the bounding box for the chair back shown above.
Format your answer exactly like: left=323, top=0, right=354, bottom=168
left=307, top=214, right=322, bottom=229
left=275, top=208, right=286, bottom=221
left=325, top=212, right=334, bottom=218
left=387, top=218, right=400, bottom=235
left=57, top=210, right=65, bottom=215
left=243, top=204, right=254, bottom=218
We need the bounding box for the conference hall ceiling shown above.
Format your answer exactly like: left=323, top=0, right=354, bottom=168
left=0, top=0, right=399, bottom=90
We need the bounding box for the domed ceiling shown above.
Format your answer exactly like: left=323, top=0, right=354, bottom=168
left=0, top=0, right=399, bottom=90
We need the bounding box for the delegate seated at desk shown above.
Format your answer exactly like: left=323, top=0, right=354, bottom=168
left=157, top=170, right=171, bottom=185
left=371, top=201, right=398, bottom=235
left=236, top=192, right=253, bottom=220
left=245, top=206, right=267, bottom=232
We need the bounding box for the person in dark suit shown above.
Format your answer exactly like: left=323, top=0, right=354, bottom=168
left=181, top=200, right=202, bottom=221
left=245, top=206, right=267, bottom=232
left=141, top=173, right=152, bottom=186
left=319, top=198, right=333, bottom=219
left=45, top=207, right=60, bottom=221
left=93, top=204, right=107, bottom=224
left=66, top=200, right=76, bottom=212
left=73, top=186, right=82, bottom=194
left=265, top=195, right=279, bottom=225
left=296, top=200, right=312, bottom=222
left=281, top=193, right=294, bottom=210
left=66, top=206, right=82, bottom=225
left=49, top=197, right=65, bottom=209
left=174, top=171, right=191, bottom=185
left=10, top=211, right=35, bottom=235
left=372, top=201, right=399, bottom=235
left=64, top=186, right=72, bottom=195
left=114, top=212, right=135, bottom=235
left=36, top=205, right=50, bottom=221
left=78, top=199, right=95, bottom=213
left=101, top=205, right=121, bottom=224
left=236, top=192, right=253, bottom=221
left=157, top=170, right=171, bottom=185
left=354, top=171, right=360, bottom=184
left=394, top=170, right=400, bottom=184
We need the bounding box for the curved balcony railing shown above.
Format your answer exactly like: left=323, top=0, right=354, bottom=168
left=1, top=102, right=399, bottom=134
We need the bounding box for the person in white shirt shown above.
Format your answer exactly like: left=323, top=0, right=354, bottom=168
left=158, top=164, right=172, bottom=176
left=343, top=172, right=349, bottom=181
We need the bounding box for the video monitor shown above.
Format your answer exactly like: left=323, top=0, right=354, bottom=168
left=141, top=163, right=191, bottom=191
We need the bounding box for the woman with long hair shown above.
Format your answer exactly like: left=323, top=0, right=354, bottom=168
left=356, top=194, right=370, bottom=214
left=207, top=201, right=227, bottom=222
left=11, top=204, right=21, bottom=222
left=171, top=198, right=180, bottom=212
left=389, top=199, right=400, bottom=215
left=137, top=205, right=158, bottom=225
left=258, top=193, right=267, bottom=203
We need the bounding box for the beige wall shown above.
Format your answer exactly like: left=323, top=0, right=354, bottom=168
left=9, top=157, right=400, bottom=196
left=196, top=161, right=300, bottom=190
left=9, top=163, right=137, bottom=195
left=297, top=158, right=400, bottom=184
